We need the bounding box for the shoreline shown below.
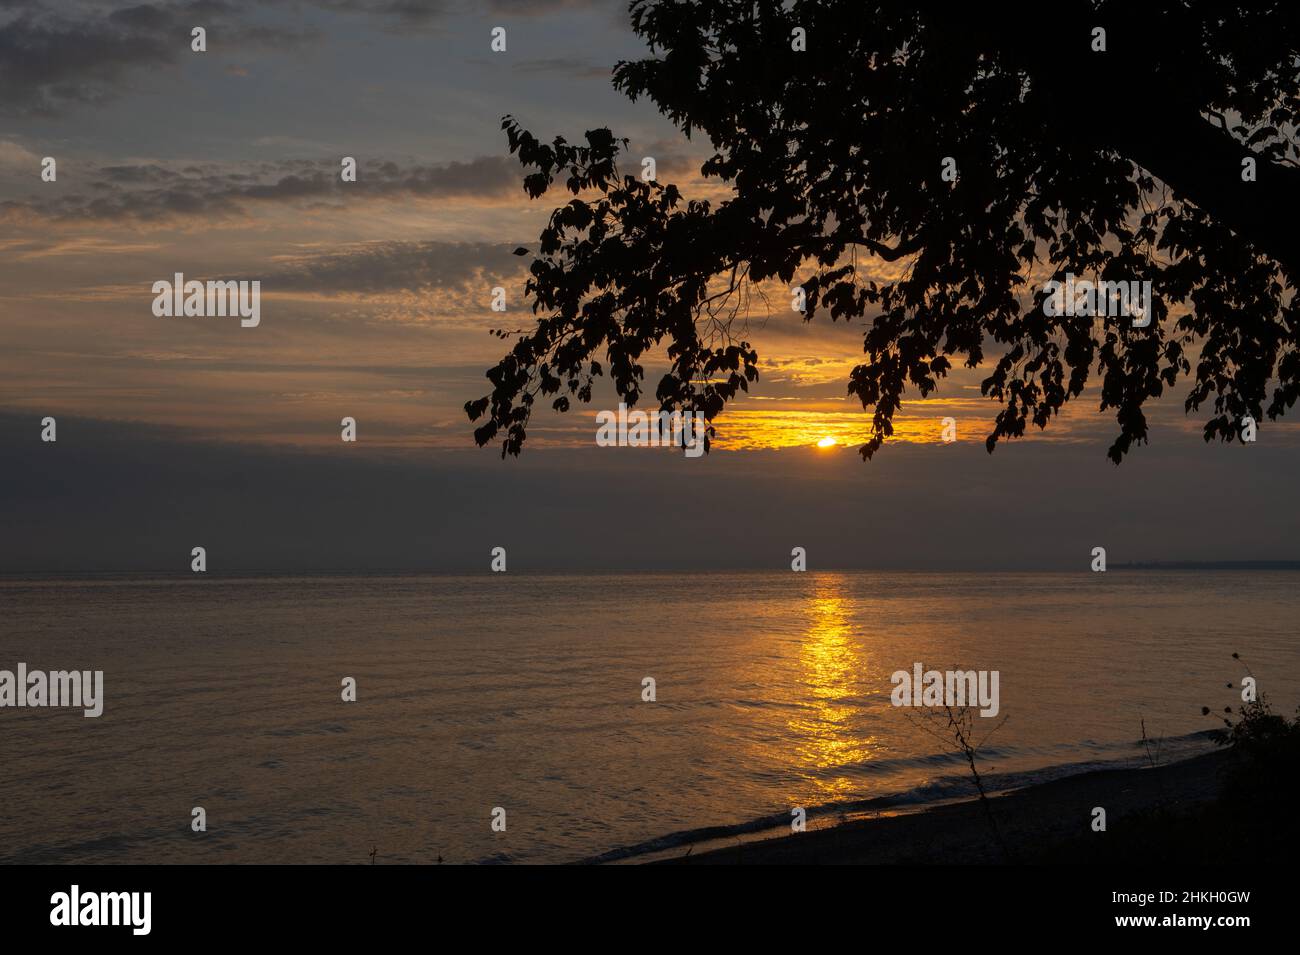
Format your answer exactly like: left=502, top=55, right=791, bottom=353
left=647, top=749, right=1233, bottom=864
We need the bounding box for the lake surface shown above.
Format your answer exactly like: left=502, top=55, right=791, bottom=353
left=1, top=571, right=1296, bottom=863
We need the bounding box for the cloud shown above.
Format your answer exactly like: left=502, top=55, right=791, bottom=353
left=513, top=56, right=612, bottom=79
left=269, top=239, right=526, bottom=294
left=4, top=410, right=1300, bottom=574
left=98, top=163, right=184, bottom=184
left=0, top=137, right=39, bottom=168
left=0, top=155, right=521, bottom=225
left=0, top=0, right=629, bottom=115
left=486, top=0, right=625, bottom=17
left=311, top=0, right=453, bottom=25
left=0, top=2, right=319, bottom=116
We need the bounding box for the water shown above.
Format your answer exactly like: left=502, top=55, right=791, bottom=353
left=1, top=571, right=1296, bottom=864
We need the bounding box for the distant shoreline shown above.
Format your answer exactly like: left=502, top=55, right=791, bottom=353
left=4, top=563, right=1300, bottom=581
left=1112, top=560, right=1300, bottom=570
left=648, top=750, right=1232, bottom=865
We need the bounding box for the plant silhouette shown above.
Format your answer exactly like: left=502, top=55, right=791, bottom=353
left=467, top=1, right=1300, bottom=463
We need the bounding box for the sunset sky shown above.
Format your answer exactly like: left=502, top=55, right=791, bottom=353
left=3, top=0, right=1299, bottom=572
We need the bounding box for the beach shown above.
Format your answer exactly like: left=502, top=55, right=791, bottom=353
left=658, top=750, right=1233, bottom=864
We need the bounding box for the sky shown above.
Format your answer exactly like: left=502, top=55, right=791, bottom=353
left=2, top=0, right=1298, bottom=572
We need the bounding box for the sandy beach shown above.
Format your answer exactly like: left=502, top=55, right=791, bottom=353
left=655, top=750, right=1233, bottom=864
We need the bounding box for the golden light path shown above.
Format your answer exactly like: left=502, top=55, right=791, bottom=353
left=788, top=576, right=879, bottom=799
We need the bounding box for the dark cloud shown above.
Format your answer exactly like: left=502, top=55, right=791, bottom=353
left=275, top=0, right=625, bottom=31
left=0, top=2, right=321, bottom=116
left=270, top=240, right=526, bottom=294
left=4, top=411, right=1299, bottom=574
left=99, top=164, right=184, bottom=184
left=0, top=155, right=520, bottom=224
left=0, top=0, right=629, bottom=116
left=486, top=0, right=625, bottom=16
left=513, top=56, right=611, bottom=79
left=0, top=9, right=171, bottom=115
left=310, top=0, right=453, bottom=25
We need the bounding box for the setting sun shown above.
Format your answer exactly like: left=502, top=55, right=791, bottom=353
left=817, top=436, right=837, bottom=448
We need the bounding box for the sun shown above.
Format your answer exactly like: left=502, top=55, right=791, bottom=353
left=816, top=436, right=837, bottom=448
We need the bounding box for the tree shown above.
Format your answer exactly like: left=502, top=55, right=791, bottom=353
left=466, top=0, right=1300, bottom=463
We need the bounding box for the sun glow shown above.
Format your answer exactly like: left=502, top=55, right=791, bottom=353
left=816, top=436, right=837, bottom=448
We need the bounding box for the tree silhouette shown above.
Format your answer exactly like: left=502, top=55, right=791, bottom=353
left=466, top=0, right=1300, bottom=463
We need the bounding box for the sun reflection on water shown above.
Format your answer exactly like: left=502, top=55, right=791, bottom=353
left=788, top=576, right=878, bottom=798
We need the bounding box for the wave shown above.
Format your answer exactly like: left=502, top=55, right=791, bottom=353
left=576, top=729, right=1220, bottom=864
